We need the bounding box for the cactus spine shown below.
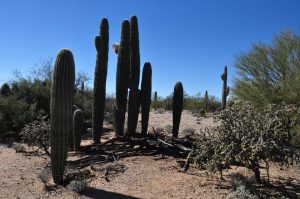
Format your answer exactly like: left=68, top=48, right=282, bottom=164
left=172, top=82, right=183, bottom=138
left=73, top=109, right=83, bottom=151
left=115, top=20, right=130, bottom=136
left=92, top=18, right=109, bottom=143
left=127, top=16, right=141, bottom=136
left=141, top=62, right=152, bottom=135
left=50, top=49, right=75, bottom=184
left=221, top=66, right=230, bottom=110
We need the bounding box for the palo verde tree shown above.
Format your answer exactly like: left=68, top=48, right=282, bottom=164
left=233, top=30, right=300, bottom=106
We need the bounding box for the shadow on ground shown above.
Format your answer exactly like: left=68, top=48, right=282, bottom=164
left=82, top=187, right=140, bottom=199
left=255, top=178, right=300, bottom=199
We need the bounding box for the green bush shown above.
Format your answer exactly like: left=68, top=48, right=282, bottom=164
left=0, top=95, right=41, bottom=136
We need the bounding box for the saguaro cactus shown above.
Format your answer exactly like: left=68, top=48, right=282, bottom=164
left=115, top=20, right=130, bottom=136
left=81, top=82, right=84, bottom=92
left=141, top=62, right=152, bottom=135
left=154, top=91, right=157, bottom=101
left=204, top=90, right=209, bottom=112
left=73, top=109, right=83, bottom=151
left=221, top=66, right=230, bottom=110
left=92, top=18, right=109, bottom=143
left=50, top=49, right=75, bottom=184
left=127, top=16, right=141, bottom=136
left=172, top=82, right=183, bottom=138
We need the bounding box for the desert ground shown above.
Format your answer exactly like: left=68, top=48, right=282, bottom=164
left=0, top=110, right=299, bottom=199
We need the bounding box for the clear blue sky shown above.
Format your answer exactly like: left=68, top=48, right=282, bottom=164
left=0, top=0, right=299, bottom=98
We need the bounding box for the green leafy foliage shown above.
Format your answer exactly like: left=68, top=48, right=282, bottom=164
left=233, top=30, right=300, bottom=106
left=0, top=58, right=92, bottom=139
left=0, top=95, right=40, bottom=136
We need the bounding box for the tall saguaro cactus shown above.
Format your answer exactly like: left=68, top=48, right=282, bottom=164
left=127, top=16, right=141, bottom=136
left=141, top=62, right=152, bottom=135
left=172, top=82, right=183, bottom=138
left=221, top=66, right=230, bottom=110
left=204, top=90, right=209, bottom=112
left=115, top=20, right=130, bottom=136
left=50, top=49, right=75, bottom=184
left=92, top=18, right=109, bottom=143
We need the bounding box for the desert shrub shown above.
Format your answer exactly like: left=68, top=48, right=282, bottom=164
left=74, top=89, right=93, bottom=120
left=191, top=102, right=299, bottom=183
left=185, top=94, right=222, bottom=112
left=0, top=83, right=11, bottom=96
left=11, top=142, right=28, bottom=152
left=152, top=126, right=164, bottom=134
left=105, top=95, right=116, bottom=113
left=20, top=115, right=50, bottom=156
left=151, top=96, right=164, bottom=110
left=226, top=185, right=259, bottom=199
left=155, top=108, right=165, bottom=114
left=66, top=179, right=87, bottom=192
left=0, top=95, right=40, bottom=137
left=182, top=127, right=196, bottom=137
left=228, top=173, right=253, bottom=190
left=164, top=125, right=173, bottom=134
left=37, top=167, right=51, bottom=183
left=11, top=79, right=51, bottom=115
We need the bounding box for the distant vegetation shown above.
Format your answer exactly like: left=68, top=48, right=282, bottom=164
left=0, top=60, right=222, bottom=140
left=0, top=59, right=92, bottom=139
left=233, top=30, right=300, bottom=106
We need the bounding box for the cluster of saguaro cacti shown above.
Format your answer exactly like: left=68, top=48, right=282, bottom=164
left=141, top=62, right=152, bottom=135
left=172, top=82, right=183, bottom=138
left=92, top=18, right=109, bottom=144
left=127, top=16, right=141, bottom=136
left=221, top=66, right=230, bottom=110
left=73, top=109, right=83, bottom=151
left=50, top=49, right=75, bottom=184
left=114, top=20, right=131, bottom=136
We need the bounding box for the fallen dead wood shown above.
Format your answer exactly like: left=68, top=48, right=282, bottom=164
left=68, top=133, right=195, bottom=169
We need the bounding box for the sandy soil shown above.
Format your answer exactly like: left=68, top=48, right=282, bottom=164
left=0, top=110, right=299, bottom=199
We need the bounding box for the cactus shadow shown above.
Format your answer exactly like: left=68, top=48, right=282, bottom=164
left=81, top=187, right=139, bottom=199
